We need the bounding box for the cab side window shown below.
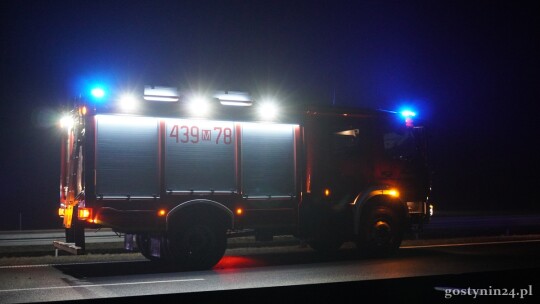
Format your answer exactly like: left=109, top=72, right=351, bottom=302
left=383, top=127, right=416, bottom=160
left=332, top=128, right=361, bottom=156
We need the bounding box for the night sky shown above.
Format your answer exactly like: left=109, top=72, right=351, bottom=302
left=1, top=0, right=539, bottom=230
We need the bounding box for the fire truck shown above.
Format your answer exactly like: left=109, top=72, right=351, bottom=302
left=56, top=85, right=433, bottom=270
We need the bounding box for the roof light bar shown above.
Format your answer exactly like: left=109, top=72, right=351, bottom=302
left=143, top=86, right=179, bottom=102
left=213, top=91, right=253, bottom=106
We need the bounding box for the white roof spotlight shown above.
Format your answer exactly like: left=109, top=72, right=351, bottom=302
left=186, top=94, right=212, bottom=117
left=118, top=93, right=139, bottom=112
left=59, top=114, right=74, bottom=130
left=257, top=99, right=279, bottom=121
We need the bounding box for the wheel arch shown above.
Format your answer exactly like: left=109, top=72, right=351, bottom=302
left=352, top=187, right=409, bottom=235
left=166, top=199, right=234, bottom=232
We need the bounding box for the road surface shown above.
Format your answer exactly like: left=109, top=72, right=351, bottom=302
left=0, top=237, right=539, bottom=303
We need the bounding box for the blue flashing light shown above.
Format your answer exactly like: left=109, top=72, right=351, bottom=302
left=91, top=87, right=106, bottom=99
left=400, top=110, right=416, bottom=118
left=398, top=108, right=417, bottom=127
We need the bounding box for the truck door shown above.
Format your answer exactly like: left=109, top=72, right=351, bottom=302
left=306, top=115, right=376, bottom=200
left=377, top=122, right=430, bottom=202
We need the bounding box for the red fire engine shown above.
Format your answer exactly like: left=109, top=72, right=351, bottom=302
left=56, top=85, right=433, bottom=270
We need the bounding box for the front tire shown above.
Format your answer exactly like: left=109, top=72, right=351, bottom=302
left=356, top=205, right=403, bottom=258
left=166, top=213, right=227, bottom=270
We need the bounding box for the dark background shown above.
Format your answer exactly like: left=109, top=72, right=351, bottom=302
left=1, top=0, right=539, bottom=230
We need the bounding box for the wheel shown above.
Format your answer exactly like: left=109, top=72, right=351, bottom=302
left=166, top=213, right=227, bottom=270
left=356, top=205, right=403, bottom=258
left=136, top=234, right=166, bottom=261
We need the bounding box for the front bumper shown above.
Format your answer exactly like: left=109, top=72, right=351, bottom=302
left=406, top=201, right=433, bottom=225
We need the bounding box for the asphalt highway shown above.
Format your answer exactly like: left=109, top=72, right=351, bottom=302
left=1, top=213, right=540, bottom=303
left=0, top=236, right=539, bottom=303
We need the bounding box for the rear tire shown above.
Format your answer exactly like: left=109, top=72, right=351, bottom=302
left=356, top=205, right=403, bottom=258
left=166, top=213, right=227, bottom=270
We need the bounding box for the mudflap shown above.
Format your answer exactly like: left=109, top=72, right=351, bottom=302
left=150, top=235, right=162, bottom=258
left=66, top=218, right=86, bottom=251
left=124, top=233, right=136, bottom=251
left=54, top=218, right=86, bottom=255
left=128, top=233, right=165, bottom=259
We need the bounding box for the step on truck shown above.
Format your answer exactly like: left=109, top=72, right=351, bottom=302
left=56, top=85, right=433, bottom=269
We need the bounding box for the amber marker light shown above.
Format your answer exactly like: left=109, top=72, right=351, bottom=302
left=382, top=189, right=400, bottom=198
left=78, top=208, right=92, bottom=220
left=236, top=208, right=243, bottom=216
left=158, top=209, right=167, bottom=217
left=388, top=189, right=399, bottom=197
left=324, top=188, right=331, bottom=197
